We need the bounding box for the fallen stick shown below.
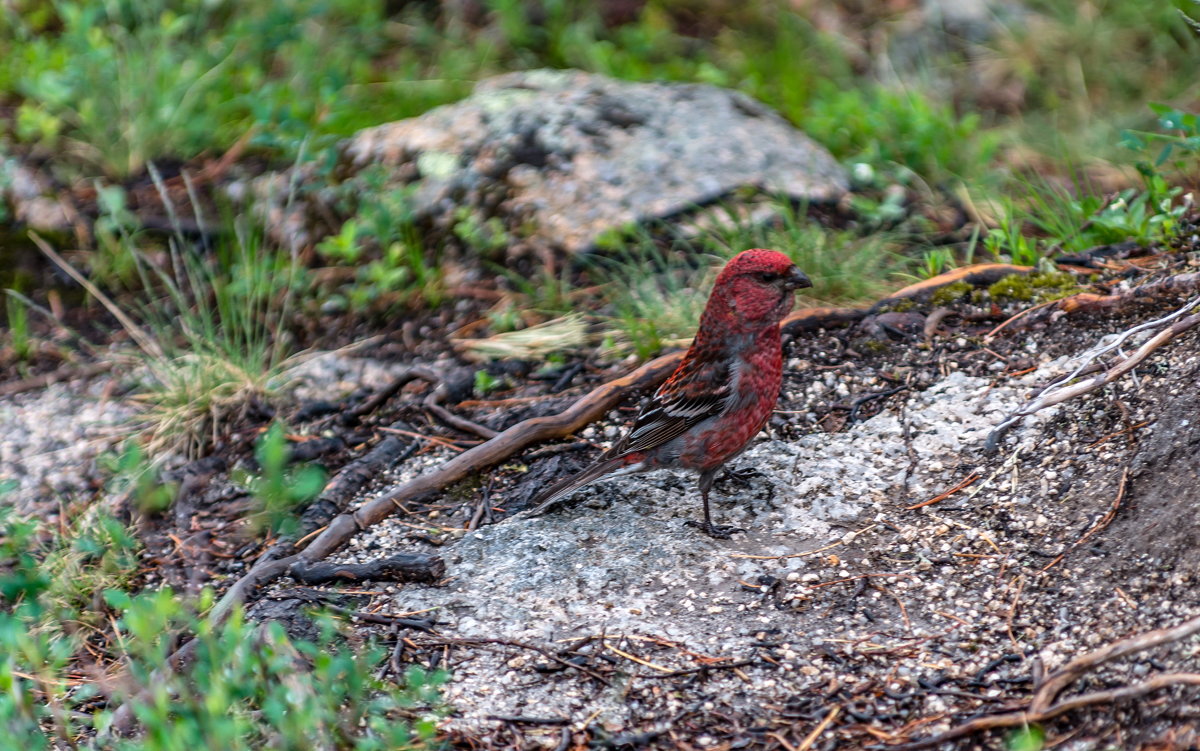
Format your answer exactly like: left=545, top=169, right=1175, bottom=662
left=905, top=473, right=980, bottom=510
left=424, top=378, right=498, bottom=439
left=873, top=263, right=1033, bottom=309
left=106, top=351, right=679, bottom=735
left=289, top=553, right=444, bottom=585
left=286, top=350, right=682, bottom=566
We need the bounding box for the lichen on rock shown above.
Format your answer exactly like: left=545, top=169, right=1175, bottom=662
left=256, top=69, right=848, bottom=254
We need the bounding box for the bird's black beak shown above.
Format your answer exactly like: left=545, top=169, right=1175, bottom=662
left=784, top=267, right=813, bottom=291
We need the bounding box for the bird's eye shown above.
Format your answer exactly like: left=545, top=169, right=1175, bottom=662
left=758, top=272, right=777, bottom=282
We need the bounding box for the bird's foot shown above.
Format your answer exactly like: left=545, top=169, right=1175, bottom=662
left=685, top=519, right=746, bottom=539
left=719, top=467, right=761, bottom=488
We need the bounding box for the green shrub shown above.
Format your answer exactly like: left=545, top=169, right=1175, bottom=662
left=0, top=503, right=445, bottom=749
left=802, top=84, right=999, bottom=182
left=2, top=0, right=399, bottom=176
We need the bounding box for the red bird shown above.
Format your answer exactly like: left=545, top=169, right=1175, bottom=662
left=529, top=249, right=811, bottom=537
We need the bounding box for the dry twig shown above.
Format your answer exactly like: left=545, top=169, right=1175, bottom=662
left=987, top=294, right=1200, bottom=451
left=905, top=473, right=980, bottom=510
left=892, top=612, right=1200, bottom=749
left=797, top=705, right=841, bottom=751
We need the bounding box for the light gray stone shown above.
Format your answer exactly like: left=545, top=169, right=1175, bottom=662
left=263, top=69, right=847, bottom=253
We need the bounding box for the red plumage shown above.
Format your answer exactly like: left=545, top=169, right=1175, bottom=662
left=529, top=249, right=811, bottom=537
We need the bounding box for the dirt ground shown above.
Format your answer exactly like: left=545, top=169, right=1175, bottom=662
left=242, top=253, right=1200, bottom=749
left=6, top=248, right=1200, bottom=750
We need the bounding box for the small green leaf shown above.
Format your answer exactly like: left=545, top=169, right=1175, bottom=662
left=1008, top=725, right=1045, bottom=751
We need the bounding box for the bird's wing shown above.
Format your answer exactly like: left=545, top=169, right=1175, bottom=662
left=608, top=358, right=733, bottom=457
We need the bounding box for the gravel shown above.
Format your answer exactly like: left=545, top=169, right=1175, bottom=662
left=321, top=320, right=1200, bottom=747
left=0, top=378, right=135, bottom=516
left=6, top=286, right=1199, bottom=748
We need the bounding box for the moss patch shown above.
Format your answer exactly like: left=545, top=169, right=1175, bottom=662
left=987, top=271, right=1078, bottom=302
left=930, top=281, right=973, bottom=306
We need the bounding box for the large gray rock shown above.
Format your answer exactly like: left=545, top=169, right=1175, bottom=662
left=260, top=69, right=847, bottom=253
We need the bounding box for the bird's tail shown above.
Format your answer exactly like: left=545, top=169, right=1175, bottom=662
left=526, top=457, right=629, bottom=516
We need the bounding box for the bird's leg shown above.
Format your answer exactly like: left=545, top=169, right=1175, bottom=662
left=685, top=468, right=745, bottom=539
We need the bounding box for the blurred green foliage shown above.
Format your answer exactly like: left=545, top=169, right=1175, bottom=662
left=2, top=0, right=399, bottom=175
left=3, top=0, right=1195, bottom=180
left=1, top=0, right=1197, bottom=328
left=0, top=498, right=445, bottom=749
left=234, top=421, right=327, bottom=534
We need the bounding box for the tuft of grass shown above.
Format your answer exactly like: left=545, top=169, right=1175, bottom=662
left=801, top=83, right=1000, bottom=183
left=127, top=220, right=302, bottom=458
left=982, top=199, right=1043, bottom=267
left=1008, top=724, right=1046, bottom=751
left=1012, top=173, right=1186, bottom=257
left=918, top=247, right=957, bottom=279
left=34, top=201, right=303, bottom=458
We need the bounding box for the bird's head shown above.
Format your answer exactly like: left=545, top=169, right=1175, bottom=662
left=706, top=249, right=812, bottom=329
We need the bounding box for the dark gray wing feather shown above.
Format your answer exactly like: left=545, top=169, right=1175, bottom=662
left=607, top=363, right=731, bottom=458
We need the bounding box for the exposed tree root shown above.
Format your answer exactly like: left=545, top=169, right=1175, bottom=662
left=873, top=263, right=1033, bottom=308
